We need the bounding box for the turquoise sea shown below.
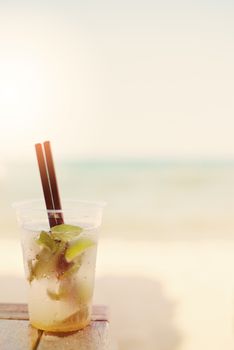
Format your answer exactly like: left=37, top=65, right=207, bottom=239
left=1, top=159, right=234, bottom=241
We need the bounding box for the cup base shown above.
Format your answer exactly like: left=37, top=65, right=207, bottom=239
left=30, top=317, right=91, bottom=333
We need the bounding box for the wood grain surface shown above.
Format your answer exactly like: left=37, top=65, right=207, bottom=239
left=0, top=304, right=111, bottom=350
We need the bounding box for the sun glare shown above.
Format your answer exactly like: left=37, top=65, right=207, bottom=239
left=0, top=57, right=44, bottom=121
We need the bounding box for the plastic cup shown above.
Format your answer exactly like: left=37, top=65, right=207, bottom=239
left=14, top=199, right=105, bottom=332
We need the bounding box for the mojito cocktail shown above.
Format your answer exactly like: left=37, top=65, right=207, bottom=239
left=15, top=200, right=104, bottom=332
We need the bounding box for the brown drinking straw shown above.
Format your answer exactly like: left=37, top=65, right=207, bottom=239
left=35, top=142, right=64, bottom=228
left=43, top=141, right=64, bottom=225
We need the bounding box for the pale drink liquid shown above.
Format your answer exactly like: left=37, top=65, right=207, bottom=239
left=21, top=223, right=98, bottom=332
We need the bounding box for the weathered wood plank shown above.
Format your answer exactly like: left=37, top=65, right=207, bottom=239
left=0, top=303, right=109, bottom=321
left=0, top=319, right=110, bottom=350
left=0, top=304, right=111, bottom=350
left=37, top=321, right=111, bottom=350
left=0, top=303, right=28, bottom=320
left=0, top=319, right=29, bottom=350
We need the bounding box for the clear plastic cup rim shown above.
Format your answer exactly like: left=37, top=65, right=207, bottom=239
left=12, top=198, right=106, bottom=213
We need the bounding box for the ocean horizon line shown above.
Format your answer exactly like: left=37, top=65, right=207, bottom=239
left=3, top=156, right=234, bottom=167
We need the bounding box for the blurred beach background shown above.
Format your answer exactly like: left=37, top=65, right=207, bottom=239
left=1, top=159, right=234, bottom=241
left=1, top=1, right=234, bottom=350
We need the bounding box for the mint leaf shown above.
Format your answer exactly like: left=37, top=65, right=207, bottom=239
left=29, top=225, right=86, bottom=283
left=36, top=231, right=58, bottom=253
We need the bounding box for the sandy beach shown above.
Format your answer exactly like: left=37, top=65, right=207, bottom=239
left=1, top=237, right=234, bottom=350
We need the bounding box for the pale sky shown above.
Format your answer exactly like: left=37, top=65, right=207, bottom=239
left=0, top=0, right=234, bottom=160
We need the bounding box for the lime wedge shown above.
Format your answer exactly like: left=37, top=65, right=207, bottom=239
left=51, top=224, right=83, bottom=242
left=65, top=238, right=95, bottom=262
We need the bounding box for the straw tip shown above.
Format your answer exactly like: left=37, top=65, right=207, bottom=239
left=35, top=141, right=51, bottom=148
left=43, top=140, right=51, bottom=145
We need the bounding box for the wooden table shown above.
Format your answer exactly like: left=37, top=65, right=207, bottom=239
left=0, top=303, right=111, bottom=350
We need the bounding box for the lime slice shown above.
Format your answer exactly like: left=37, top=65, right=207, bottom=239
left=65, top=238, right=95, bottom=262
left=51, top=224, right=83, bottom=242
